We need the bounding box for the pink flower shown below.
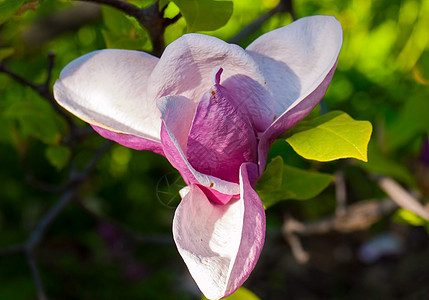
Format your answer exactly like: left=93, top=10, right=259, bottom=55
left=54, top=16, right=342, bottom=299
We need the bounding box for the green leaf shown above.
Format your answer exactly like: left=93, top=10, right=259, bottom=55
left=255, top=156, right=283, bottom=191
left=172, top=0, right=233, bottom=32
left=101, top=6, right=149, bottom=50
left=392, top=208, right=429, bottom=233
left=202, top=287, right=260, bottom=300
left=0, top=0, right=24, bottom=25
left=159, top=0, right=170, bottom=10
left=102, top=5, right=133, bottom=35
left=256, top=156, right=334, bottom=209
left=0, top=47, right=14, bottom=61
left=163, top=0, right=180, bottom=19
left=102, top=30, right=148, bottom=50
left=286, top=111, right=372, bottom=162
left=45, top=145, right=71, bottom=170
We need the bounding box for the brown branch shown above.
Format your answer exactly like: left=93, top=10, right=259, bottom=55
left=79, top=0, right=141, bottom=17
left=27, top=141, right=111, bottom=251
left=283, top=198, right=398, bottom=263
left=228, top=0, right=296, bottom=45
left=335, top=170, right=347, bottom=217
left=77, top=200, right=173, bottom=245
left=26, top=191, right=76, bottom=251
left=286, top=198, right=397, bottom=235
left=22, top=3, right=101, bottom=47
left=25, top=249, right=48, bottom=300
left=0, top=141, right=112, bottom=298
left=0, top=244, right=24, bottom=257
left=377, top=176, right=429, bottom=220
left=283, top=229, right=309, bottom=264
left=0, top=54, right=97, bottom=147
left=78, top=0, right=181, bottom=57
left=164, top=12, right=182, bottom=26
left=0, top=54, right=76, bottom=134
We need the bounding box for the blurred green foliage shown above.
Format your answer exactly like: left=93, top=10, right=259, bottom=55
left=256, top=156, right=334, bottom=209
left=0, top=0, right=428, bottom=299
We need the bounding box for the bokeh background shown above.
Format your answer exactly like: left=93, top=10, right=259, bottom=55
left=0, top=0, right=428, bottom=299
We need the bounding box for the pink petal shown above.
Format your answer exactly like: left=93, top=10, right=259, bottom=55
left=173, top=163, right=265, bottom=300
left=197, top=185, right=236, bottom=205
left=91, top=125, right=164, bottom=155
left=187, top=69, right=258, bottom=183
left=53, top=49, right=162, bottom=144
left=246, top=15, right=342, bottom=118
left=258, top=61, right=338, bottom=173
left=157, top=95, right=240, bottom=198
left=148, top=33, right=274, bottom=131
left=246, top=16, right=343, bottom=173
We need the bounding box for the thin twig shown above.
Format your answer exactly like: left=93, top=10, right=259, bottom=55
left=0, top=141, right=112, bottom=299
left=22, top=3, right=101, bottom=47
left=283, top=198, right=398, bottom=263
left=283, top=227, right=309, bottom=264
left=79, top=0, right=141, bottom=17
left=164, top=12, right=182, bottom=26
left=0, top=244, right=24, bottom=256
left=229, top=0, right=296, bottom=45
left=25, top=173, right=62, bottom=194
left=378, top=176, right=429, bottom=220
left=25, top=249, right=48, bottom=300
left=78, top=0, right=181, bottom=57
left=26, top=190, right=75, bottom=251
left=44, top=52, right=55, bottom=92
left=0, top=55, right=75, bottom=131
left=77, top=200, right=173, bottom=245
left=26, top=141, right=112, bottom=251
left=335, top=170, right=347, bottom=217
left=298, top=199, right=397, bottom=235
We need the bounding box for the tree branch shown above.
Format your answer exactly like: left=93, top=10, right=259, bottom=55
left=0, top=54, right=76, bottom=135
left=283, top=229, right=309, bottom=264
left=283, top=198, right=398, bottom=263
left=78, top=0, right=181, bottom=57
left=22, top=3, right=101, bottom=47
left=25, top=249, right=48, bottom=300
left=0, top=244, right=24, bottom=257
left=377, top=176, right=429, bottom=220
left=79, top=0, right=141, bottom=17
left=29, top=141, right=111, bottom=251
left=77, top=200, right=173, bottom=245
left=26, top=191, right=75, bottom=251
left=335, top=170, right=347, bottom=217
left=0, top=141, right=112, bottom=298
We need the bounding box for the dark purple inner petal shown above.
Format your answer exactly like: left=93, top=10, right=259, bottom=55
left=186, top=73, right=258, bottom=183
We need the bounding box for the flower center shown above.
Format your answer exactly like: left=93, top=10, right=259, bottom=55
left=186, top=68, right=258, bottom=184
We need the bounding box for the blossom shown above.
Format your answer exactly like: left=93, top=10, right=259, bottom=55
left=53, top=15, right=342, bottom=299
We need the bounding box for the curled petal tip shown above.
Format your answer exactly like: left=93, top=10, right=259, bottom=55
left=212, top=67, right=223, bottom=85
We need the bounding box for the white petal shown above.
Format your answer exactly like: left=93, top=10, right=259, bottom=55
left=173, top=163, right=265, bottom=300
left=54, top=49, right=161, bottom=141
left=246, top=15, right=343, bottom=117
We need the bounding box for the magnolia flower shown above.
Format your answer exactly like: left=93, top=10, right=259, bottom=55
left=54, top=15, right=342, bottom=299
